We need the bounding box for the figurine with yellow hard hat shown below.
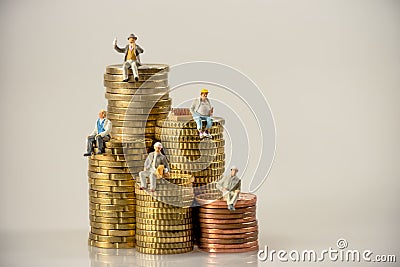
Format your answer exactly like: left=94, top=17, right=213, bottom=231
left=189, top=88, right=214, bottom=139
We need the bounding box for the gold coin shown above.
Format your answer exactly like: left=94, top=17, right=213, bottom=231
left=104, top=73, right=168, bottom=82
left=88, top=166, right=130, bottom=174
left=89, top=215, right=136, bottom=224
left=166, top=154, right=225, bottom=163
left=90, top=197, right=135, bottom=205
left=136, top=206, right=190, bottom=214
left=136, top=240, right=193, bottom=249
left=93, top=210, right=135, bottom=218
left=135, top=194, right=193, bottom=203
left=104, top=80, right=169, bottom=90
left=157, top=133, right=223, bottom=143
left=136, top=224, right=192, bottom=231
left=106, top=64, right=169, bottom=75
left=108, top=120, right=148, bottom=128
left=160, top=140, right=225, bottom=149
left=136, top=246, right=193, bottom=254
left=107, top=105, right=171, bottom=115
left=105, top=140, right=147, bottom=148
left=90, top=221, right=135, bottom=230
left=90, top=191, right=135, bottom=199
left=135, top=212, right=192, bottom=220
left=107, top=112, right=168, bottom=121
left=135, top=235, right=192, bottom=243
left=155, top=126, right=223, bottom=136
left=89, top=202, right=135, bottom=211
left=105, top=87, right=169, bottom=96
left=90, top=227, right=135, bottom=236
left=136, top=217, right=192, bottom=226
left=169, top=160, right=225, bottom=170
left=110, top=127, right=154, bottom=135
left=161, top=148, right=225, bottom=156
left=88, top=159, right=128, bottom=168
left=107, top=98, right=172, bottom=108
left=88, top=172, right=134, bottom=181
left=135, top=229, right=193, bottom=238
left=89, top=232, right=135, bottom=243
left=157, top=117, right=225, bottom=128
left=88, top=239, right=135, bottom=249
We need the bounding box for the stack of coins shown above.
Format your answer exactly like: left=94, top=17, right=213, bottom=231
left=104, top=64, right=172, bottom=148
left=195, top=193, right=259, bottom=253
left=155, top=117, right=226, bottom=190
left=88, top=140, right=144, bottom=249
left=134, top=179, right=195, bottom=254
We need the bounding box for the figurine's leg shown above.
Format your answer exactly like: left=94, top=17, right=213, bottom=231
left=122, top=61, right=130, bottom=81
left=149, top=173, right=157, bottom=191
left=84, top=135, right=96, bottom=156
left=193, top=114, right=203, bottom=137
left=95, top=135, right=105, bottom=154
left=230, top=191, right=240, bottom=207
left=139, top=171, right=149, bottom=189
left=205, top=116, right=213, bottom=130
left=132, top=61, right=139, bottom=81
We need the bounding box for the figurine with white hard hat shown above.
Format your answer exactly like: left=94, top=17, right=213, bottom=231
left=139, top=142, right=170, bottom=192
left=216, top=165, right=241, bottom=211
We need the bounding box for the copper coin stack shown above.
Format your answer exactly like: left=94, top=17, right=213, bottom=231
left=154, top=116, right=226, bottom=191
left=134, top=178, right=195, bottom=254
left=195, top=193, right=259, bottom=253
left=88, top=140, right=148, bottom=249
left=104, top=64, right=172, bottom=150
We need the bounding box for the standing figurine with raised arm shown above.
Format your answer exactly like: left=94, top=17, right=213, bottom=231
left=113, top=33, right=144, bottom=82
left=216, top=166, right=241, bottom=211
left=139, top=142, right=170, bottom=192
left=84, top=109, right=112, bottom=156
left=190, top=88, right=214, bottom=139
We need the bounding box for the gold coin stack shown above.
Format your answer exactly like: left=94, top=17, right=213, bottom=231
left=134, top=178, right=195, bottom=254
left=155, top=117, right=226, bottom=191
left=195, top=193, right=259, bottom=253
left=104, top=64, right=172, bottom=149
left=88, top=140, right=146, bottom=249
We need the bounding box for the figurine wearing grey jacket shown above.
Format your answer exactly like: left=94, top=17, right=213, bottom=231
left=113, top=33, right=144, bottom=82
left=216, top=166, right=241, bottom=211
left=139, top=142, right=170, bottom=192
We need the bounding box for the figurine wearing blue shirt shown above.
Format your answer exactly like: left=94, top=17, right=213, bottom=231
left=84, top=109, right=112, bottom=156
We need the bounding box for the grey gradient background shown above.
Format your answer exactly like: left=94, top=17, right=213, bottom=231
left=0, top=0, right=399, bottom=266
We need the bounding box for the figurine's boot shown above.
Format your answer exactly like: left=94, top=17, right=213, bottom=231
left=132, top=63, right=139, bottom=82
left=84, top=136, right=95, bottom=156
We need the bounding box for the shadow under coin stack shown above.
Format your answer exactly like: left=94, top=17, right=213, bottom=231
left=88, top=140, right=147, bottom=249
left=134, top=177, right=195, bottom=254
left=104, top=64, right=172, bottom=151
left=155, top=114, right=226, bottom=194
left=195, top=193, right=259, bottom=253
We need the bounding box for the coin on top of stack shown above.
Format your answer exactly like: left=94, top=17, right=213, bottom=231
left=155, top=113, right=226, bottom=190
left=134, top=178, right=195, bottom=254
left=88, top=140, right=138, bottom=249
left=195, top=193, right=259, bottom=253
left=104, top=64, right=172, bottom=144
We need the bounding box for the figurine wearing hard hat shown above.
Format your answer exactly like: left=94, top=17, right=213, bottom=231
left=189, top=88, right=214, bottom=139
left=216, top=166, right=241, bottom=211
left=113, top=33, right=144, bottom=82
left=139, top=142, right=170, bottom=192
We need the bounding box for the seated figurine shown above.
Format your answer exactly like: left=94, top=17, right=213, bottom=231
left=216, top=166, right=241, bottom=211
left=189, top=88, right=214, bottom=139
left=139, top=142, right=170, bottom=192
left=84, top=109, right=112, bottom=156
left=113, top=33, right=144, bottom=82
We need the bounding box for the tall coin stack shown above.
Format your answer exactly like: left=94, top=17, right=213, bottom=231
left=195, top=193, right=259, bottom=253
left=88, top=140, right=147, bottom=249
left=104, top=64, right=172, bottom=151
left=155, top=114, right=226, bottom=193
left=134, top=178, right=195, bottom=254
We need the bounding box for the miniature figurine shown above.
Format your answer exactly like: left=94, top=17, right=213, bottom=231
left=189, top=88, right=214, bottom=139
left=84, top=109, right=112, bottom=156
left=139, top=142, right=170, bottom=192
left=113, top=33, right=144, bottom=82
left=216, top=166, right=241, bottom=211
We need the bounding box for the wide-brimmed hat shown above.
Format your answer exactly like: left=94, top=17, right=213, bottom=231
left=127, top=33, right=137, bottom=40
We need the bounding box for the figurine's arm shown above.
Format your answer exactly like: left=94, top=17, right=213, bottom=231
left=136, top=44, right=144, bottom=54
left=143, top=154, right=151, bottom=170
left=113, top=38, right=126, bottom=53
left=162, top=156, right=170, bottom=173
left=189, top=99, right=197, bottom=115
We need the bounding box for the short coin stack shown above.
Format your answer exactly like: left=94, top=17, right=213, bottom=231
left=88, top=140, right=144, bottom=249
left=134, top=179, right=195, bottom=254
left=155, top=116, right=226, bottom=191
left=104, top=64, right=172, bottom=148
left=195, top=193, right=259, bottom=253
